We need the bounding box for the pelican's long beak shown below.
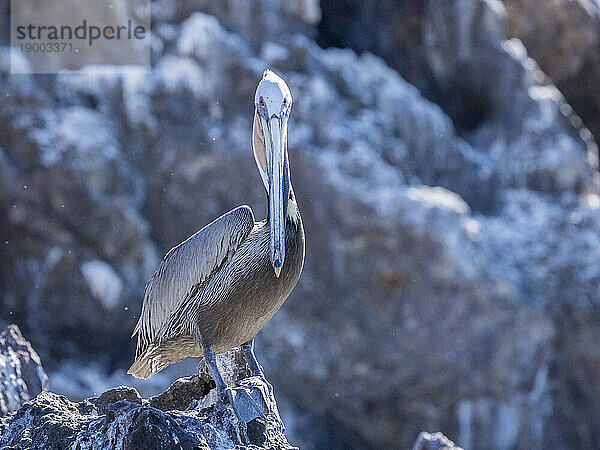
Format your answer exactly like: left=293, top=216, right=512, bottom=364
left=261, top=113, right=288, bottom=277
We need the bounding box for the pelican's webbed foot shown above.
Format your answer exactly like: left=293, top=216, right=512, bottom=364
left=204, top=344, right=266, bottom=423
left=224, top=386, right=266, bottom=422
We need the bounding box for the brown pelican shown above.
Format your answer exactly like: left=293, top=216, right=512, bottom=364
left=128, top=70, right=304, bottom=421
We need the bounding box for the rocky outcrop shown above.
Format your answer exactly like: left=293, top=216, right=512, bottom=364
left=0, top=380, right=293, bottom=449
left=0, top=348, right=295, bottom=449
left=1, top=0, right=600, bottom=449
left=412, top=432, right=463, bottom=450
left=0, top=325, right=48, bottom=417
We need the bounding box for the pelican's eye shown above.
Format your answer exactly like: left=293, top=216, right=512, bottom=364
left=259, top=97, right=266, bottom=108
left=282, top=97, right=291, bottom=115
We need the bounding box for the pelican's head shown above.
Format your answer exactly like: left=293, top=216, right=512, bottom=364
left=252, top=69, right=292, bottom=278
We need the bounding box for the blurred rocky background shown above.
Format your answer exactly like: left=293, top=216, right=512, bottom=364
left=1, top=0, right=599, bottom=448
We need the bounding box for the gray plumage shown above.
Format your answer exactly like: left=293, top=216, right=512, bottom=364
left=128, top=198, right=304, bottom=379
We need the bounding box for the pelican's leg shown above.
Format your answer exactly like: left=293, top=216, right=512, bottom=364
left=242, top=340, right=264, bottom=378
left=203, top=345, right=227, bottom=392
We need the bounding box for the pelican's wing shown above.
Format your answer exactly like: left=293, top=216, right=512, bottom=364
left=132, top=205, right=255, bottom=359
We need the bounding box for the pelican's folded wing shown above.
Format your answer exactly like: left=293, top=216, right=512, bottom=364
left=132, top=205, right=255, bottom=359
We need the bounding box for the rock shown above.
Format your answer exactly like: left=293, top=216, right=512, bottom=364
left=147, top=373, right=210, bottom=412
left=86, top=386, right=143, bottom=415
left=502, top=0, right=600, bottom=82
left=152, top=0, right=319, bottom=48
left=502, top=0, right=600, bottom=143
left=0, top=351, right=295, bottom=449
left=0, top=325, right=48, bottom=416
left=412, top=431, right=463, bottom=450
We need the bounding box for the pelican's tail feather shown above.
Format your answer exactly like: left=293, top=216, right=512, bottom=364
left=127, top=346, right=169, bottom=380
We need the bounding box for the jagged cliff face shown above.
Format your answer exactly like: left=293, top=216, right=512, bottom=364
left=1, top=1, right=600, bottom=449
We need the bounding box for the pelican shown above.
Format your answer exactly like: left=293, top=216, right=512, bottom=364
left=128, top=70, right=305, bottom=421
